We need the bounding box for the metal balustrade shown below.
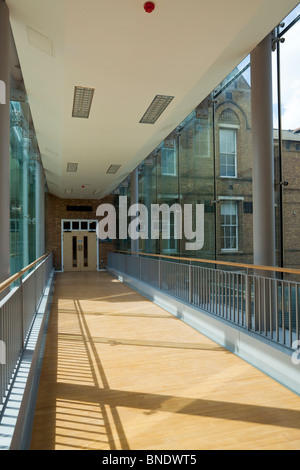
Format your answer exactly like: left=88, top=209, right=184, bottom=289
left=108, top=251, right=300, bottom=351
left=0, top=253, right=53, bottom=408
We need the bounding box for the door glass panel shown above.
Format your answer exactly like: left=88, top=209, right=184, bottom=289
left=84, top=236, right=88, bottom=267
left=81, top=221, right=88, bottom=231
left=72, top=236, right=77, bottom=267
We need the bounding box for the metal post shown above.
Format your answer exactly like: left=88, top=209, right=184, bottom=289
left=245, top=272, right=251, bottom=330
left=0, top=1, right=10, bottom=291
left=251, top=33, right=276, bottom=269
left=158, top=258, right=161, bottom=290
left=20, top=277, right=25, bottom=348
left=251, top=33, right=276, bottom=332
left=139, top=255, right=142, bottom=280
left=189, top=262, right=192, bottom=304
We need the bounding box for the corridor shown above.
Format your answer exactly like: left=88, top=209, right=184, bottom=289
left=30, top=272, right=300, bottom=450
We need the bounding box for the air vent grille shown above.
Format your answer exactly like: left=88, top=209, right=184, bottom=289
left=67, top=162, right=78, bottom=172
left=106, top=164, right=121, bottom=174
left=72, top=86, right=95, bottom=119
left=139, top=95, right=174, bottom=124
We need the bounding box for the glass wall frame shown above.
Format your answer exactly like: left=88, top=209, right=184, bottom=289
left=10, top=92, right=46, bottom=275
left=114, top=4, right=300, bottom=272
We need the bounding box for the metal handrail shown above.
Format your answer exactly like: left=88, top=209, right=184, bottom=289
left=0, top=253, right=50, bottom=295
left=109, top=251, right=300, bottom=350
left=116, top=250, right=300, bottom=276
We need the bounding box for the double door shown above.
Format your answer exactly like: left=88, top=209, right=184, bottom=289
left=63, top=231, right=97, bottom=272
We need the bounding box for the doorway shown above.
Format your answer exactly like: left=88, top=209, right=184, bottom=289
left=62, top=220, right=98, bottom=272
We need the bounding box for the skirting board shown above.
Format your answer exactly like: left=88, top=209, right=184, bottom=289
left=107, top=267, right=300, bottom=396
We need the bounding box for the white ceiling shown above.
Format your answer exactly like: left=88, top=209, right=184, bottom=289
left=6, top=0, right=299, bottom=199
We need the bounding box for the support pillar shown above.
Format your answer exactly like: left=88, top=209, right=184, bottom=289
left=251, top=33, right=276, bottom=332
left=0, top=1, right=11, bottom=285
left=35, top=161, right=45, bottom=259
left=23, top=139, right=29, bottom=268
left=251, top=33, right=276, bottom=268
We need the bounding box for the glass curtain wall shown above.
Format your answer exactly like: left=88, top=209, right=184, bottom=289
left=10, top=97, right=46, bottom=275
left=213, top=57, right=253, bottom=265
left=115, top=4, right=300, bottom=270
left=116, top=176, right=131, bottom=252
left=273, top=4, right=300, bottom=271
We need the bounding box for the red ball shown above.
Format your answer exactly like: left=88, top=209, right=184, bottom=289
left=144, top=2, right=155, bottom=13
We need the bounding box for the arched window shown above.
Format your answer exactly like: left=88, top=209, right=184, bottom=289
left=219, top=108, right=240, bottom=126
left=219, top=109, right=239, bottom=178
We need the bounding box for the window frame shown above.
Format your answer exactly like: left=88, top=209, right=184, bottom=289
left=160, top=146, right=177, bottom=177
left=220, top=200, right=239, bottom=252
left=219, top=125, right=238, bottom=178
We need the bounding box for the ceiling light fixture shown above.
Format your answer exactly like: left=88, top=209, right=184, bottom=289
left=72, top=86, right=95, bottom=118
left=67, top=162, right=78, bottom=172
left=139, top=95, right=174, bottom=124
left=106, top=164, right=121, bottom=174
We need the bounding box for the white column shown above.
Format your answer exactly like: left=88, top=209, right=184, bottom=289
left=35, top=161, right=45, bottom=258
left=22, top=139, right=29, bottom=267
left=0, top=1, right=10, bottom=284
left=251, top=33, right=276, bottom=268
left=251, top=33, right=276, bottom=332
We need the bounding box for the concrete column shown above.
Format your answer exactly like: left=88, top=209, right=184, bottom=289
left=0, top=1, right=11, bottom=285
left=35, top=162, right=45, bottom=258
left=251, top=33, right=276, bottom=268
left=35, top=161, right=45, bottom=258
left=22, top=140, right=29, bottom=267
left=130, top=167, right=139, bottom=254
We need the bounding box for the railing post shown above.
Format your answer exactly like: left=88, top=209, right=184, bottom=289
left=158, top=258, right=161, bottom=290
left=189, top=262, right=192, bottom=304
left=20, top=277, right=25, bottom=348
left=139, top=255, right=142, bottom=281
left=245, top=270, right=251, bottom=330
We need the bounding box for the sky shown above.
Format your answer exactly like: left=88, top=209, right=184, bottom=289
left=236, top=4, right=300, bottom=131
left=272, top=4, right=300, bottom=130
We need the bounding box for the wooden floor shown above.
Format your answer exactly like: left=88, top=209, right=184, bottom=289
left=30, top=272, right=300, bottom=450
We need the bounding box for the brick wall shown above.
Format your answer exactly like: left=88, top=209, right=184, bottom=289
left=45, top=193, right=116, bottom=270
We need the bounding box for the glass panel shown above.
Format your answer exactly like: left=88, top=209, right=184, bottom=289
left=214, top=56, right=253, bottom=264
left=63, top=221, right=71, bottom=231
left=72, top=236, right=77, bottom=267
left=161, top=147, right=177, bottom=176
left=178, top=103, right=215, bottom=261
left=138, top=154, right=158, bottom=254
left=89, top=221, right=96, bottom=231
left=157, top=134, right=179, bottom=255
left=81, top=221, right=88, bottom=231
left=10, top=101, right=26, bottom=274
left=278, top=11, right=300, bottom=271
left=10, top=100, right=39, bottom=272
left=116, top=177, right=131, bottom=252
left=72, top=221, right=80, bottom=230
left=84, top=236, right=88, bottom=267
